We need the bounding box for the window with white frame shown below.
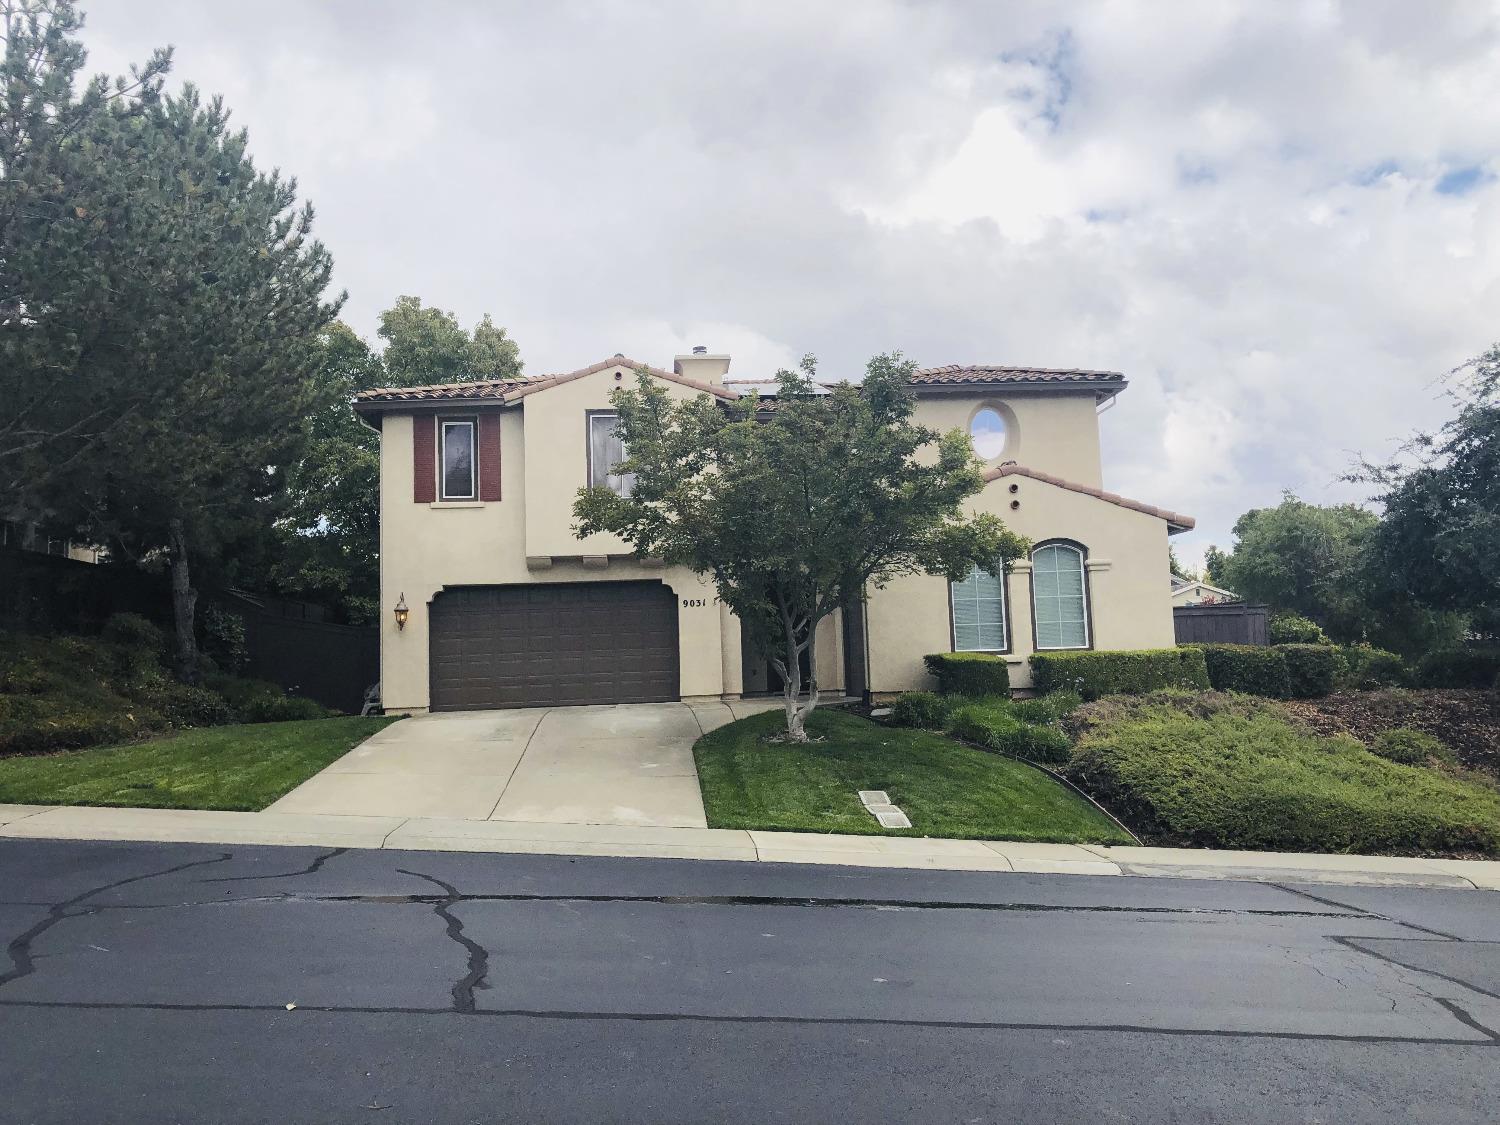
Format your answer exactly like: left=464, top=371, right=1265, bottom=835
left=440, top=419, right=476, bottom=500
left=950, top=566, right=1007, bottom=652
left=588, top=413, right=636, bottom=497
left=1031, top=542, right=1089, bottom=649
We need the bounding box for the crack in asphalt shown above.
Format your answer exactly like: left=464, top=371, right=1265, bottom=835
left=61, top=889, right=1374, bottom=918
left=0, top=853, right=231, bottom=989
left=1270, top=883, right=1466, bottom=940
left=1330, top=934, right=1500, bottom=1005
left=0, top=995, right=1494, bottom=1046
left=200, top=847, right=348, bottom=883
left=395, top=870, right=490, bottom=1014
left=1431, top=998, right=1500, bottom=1041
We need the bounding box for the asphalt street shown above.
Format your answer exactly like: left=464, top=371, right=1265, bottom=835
left=0, top=838, right=1496, bottom=1123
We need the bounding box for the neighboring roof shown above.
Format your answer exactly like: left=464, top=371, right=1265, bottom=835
left=912, top=364, right=1126, bottom=394
left=1171, top=579, right=1238, bottom=599
left=353, top=356, right=741, bottom=409
left=983, top=464, right=1195, bottom=534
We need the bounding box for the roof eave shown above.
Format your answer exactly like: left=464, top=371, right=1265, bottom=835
left=909, top=379, right=1128, bottom=401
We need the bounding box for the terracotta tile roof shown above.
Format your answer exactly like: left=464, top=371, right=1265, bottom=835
left=354, top=356, right=740, bottom=408
left=984, top=464, right=1195, bottom=533
left=912, top=364, right=1125, bottom=388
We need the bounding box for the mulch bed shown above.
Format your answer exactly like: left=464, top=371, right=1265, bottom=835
left=1282, top=689, right=1500, bottom=779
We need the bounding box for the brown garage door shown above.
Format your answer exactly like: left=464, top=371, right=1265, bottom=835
left=428, top=582, right=679, bottom=711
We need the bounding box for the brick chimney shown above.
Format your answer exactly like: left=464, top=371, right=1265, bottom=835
left=673, top=344, right=731, bottom=385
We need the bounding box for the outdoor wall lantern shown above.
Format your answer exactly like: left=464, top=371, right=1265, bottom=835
left=393, top=592, right=409, bottom=631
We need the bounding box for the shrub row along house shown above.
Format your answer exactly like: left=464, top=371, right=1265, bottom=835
left=353, top=351, right=1194, bottom=712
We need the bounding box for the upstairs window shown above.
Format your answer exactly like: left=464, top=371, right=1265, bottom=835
left=950, top=566, right=1007, bottom=652
left=588, top=413, right=636, bottom=497
left=440, top=419, right=476, bottom=500
left=1032, top=542, right=1090, bottom=649
left=969, top=407, right=1008, bottom=460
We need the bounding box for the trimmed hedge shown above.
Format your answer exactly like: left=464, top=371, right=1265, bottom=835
left=1199, top=644, right=1292, bottom=697
left=1415, top=648, right=1500, bottom=689
left=890, top=691, right=950, bottom=730
left=1338, top=646, right=1407, bottom=690
left=1030, top=648, right=1209, bottom=701
left=1279, top=644, right=1342, bottom=699
left=948, top=703, right=1072, bottom=764
left=923, top=652, right=1009, bottom=698
left=1065, top=695, right=1500, bottom=854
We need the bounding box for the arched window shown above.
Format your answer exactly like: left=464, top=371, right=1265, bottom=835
left=1031, top=542, right=1089, bottom=649
left=950, top=566, right=1007, bottom=652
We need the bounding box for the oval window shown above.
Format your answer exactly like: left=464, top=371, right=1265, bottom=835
left=969, top=407, right=1007, bottom=460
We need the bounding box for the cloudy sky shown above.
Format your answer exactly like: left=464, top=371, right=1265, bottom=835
left=81, top=1, right=1500, bottom=565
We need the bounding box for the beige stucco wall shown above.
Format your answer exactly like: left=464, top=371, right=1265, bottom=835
left=377, top=405, right=733, bottom=712
left=912, top=392, right=1104, bottom=487
left=863, top=472, right=1176, bottom=693
left=522, top=364, right=706, bottom=560
left=374, top=367, right=1156, bottom=709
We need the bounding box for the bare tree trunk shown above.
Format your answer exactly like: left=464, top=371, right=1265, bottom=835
left=168, top=517, right=199, bottom=684
left=797, top=618, right=820, bottom=733
left=781, top=622, right=805, bottom=742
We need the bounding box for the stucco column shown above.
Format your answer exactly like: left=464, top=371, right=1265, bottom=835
left=1006, top=561, right=1034, bottom=691
left=719, top=600, right=743, bottom=700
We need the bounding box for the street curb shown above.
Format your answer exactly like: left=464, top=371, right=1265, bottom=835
left=1, top=803, right=1497, bottom=889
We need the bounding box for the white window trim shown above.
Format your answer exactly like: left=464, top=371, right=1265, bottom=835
left=1031, top=543, right=1091, bottom=651
left=949, top=566, right=1008, bottom=653
left=440, top=419, right=476, bottom=501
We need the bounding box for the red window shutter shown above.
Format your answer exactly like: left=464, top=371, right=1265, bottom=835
left=412, top=415, right=436, bottom=503
left=478, top=413, right=502, bottom=501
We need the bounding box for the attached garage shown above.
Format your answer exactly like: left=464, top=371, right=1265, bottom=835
left=428, top=582, right=680, bottom=711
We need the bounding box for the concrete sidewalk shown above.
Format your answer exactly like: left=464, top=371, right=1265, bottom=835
left=2, top=802, right=1497, bottom=889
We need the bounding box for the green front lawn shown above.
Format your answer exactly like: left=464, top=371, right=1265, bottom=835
left=694, top=708, right=1131, bottom=843
left=0, top=716, right=397, bottom=811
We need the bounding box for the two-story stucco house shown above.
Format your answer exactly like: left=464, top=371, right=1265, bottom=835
left=353, top=350, right=1194, bottom=713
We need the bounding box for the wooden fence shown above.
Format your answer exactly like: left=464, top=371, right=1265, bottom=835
left=2, top=547, right=376, bottom=712
left=1173, top=602, right=1270, bottom=646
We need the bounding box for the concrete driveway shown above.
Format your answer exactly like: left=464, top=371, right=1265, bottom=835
left=267, top=701, right=779, bottom=828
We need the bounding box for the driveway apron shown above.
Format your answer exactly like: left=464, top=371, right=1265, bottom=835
left=266, top=701, right=775, bottom=828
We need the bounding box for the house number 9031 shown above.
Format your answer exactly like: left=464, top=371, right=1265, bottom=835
left=681, top=598, right=714, bottom=608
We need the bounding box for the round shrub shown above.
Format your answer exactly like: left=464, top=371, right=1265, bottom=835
left=140, top=682, right=235, bottom=729
left=1269, top=613, right=1329, bottom=645
left=1338, top=646, right=1407, bottom=690
left=101, top=612, right=166, bottom=655
left=1370, top=728, right=1454, bottom=766
left=1010, top=691, right=1083, bottom=725
left=1277, top=644, right=1342, bottom=699
left=890, top=691, right=949, bottom=730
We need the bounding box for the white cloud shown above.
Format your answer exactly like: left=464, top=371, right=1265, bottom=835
left=77, top=0, right=1500, bottom=563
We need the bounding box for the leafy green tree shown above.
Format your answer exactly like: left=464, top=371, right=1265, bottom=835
left=40, top=85, right=340, bottom=679
left=267, top=323, right=385, bottom=622
left=1215, top=494, right=1379, bottom=642
left=574, top=354, right=1028, bottom=741
left=1203, top=544, right=1232, bottom=588
left=0, top=0, right=171, bottom=493
left=377, top=295, right=522, bottom=386
left=1360, top=345, right=1500, bottom=636
left=1168, top=544, right=1199, bottom=582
